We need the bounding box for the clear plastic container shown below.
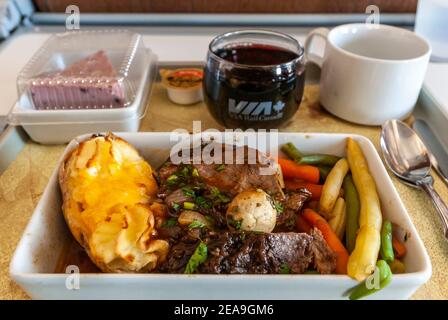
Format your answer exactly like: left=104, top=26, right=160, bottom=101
left=17, top=30, right=148, bottom=110
left=8, top=30, right=157, bottom=144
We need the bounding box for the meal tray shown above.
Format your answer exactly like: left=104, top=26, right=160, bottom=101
left=9, top=132, right=431, bottom=299
left=1, top=62, right=448, bottom=300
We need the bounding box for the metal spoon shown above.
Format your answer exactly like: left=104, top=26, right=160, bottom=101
left=381, top=119, right=448, bottom=239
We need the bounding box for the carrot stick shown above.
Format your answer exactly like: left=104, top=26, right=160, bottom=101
left=296, top=215, right=312, bottom=234
left=278, top=158, right=320, bottom=184
left=392, top=236, right=407, bottom=259
left=284, top=179, right=323, bottom=200
left=302, top=208, right=349, bottom=274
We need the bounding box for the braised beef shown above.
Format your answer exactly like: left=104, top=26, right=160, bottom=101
left=310, top=229, right=337, bottom=274
left=157, top=162, right=178, bottom=182
left=275, top=189, right=311, bottom=231
left=157, top=225, right=183, bottom=244
left=158, top=228, right=202, bottom=273
left=164, top=188, right=193, bottom=212
left=201, top=231, right=314, bottom=274
left=159, top=228, right=336, bottom=274
left=154, top=143, right=338, bottom=275
left=157, top=144, right=284, bottom=199
left=194, top=160, right=284, bottom=199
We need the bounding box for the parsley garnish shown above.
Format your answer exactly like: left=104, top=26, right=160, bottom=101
left=196, top=196, right=212, bottom=209
left=205, top=215, right=215, bottom=224
left=273, top=200, right=284, bottom=214
left=215, top=164, right=226, bottom=172
left=162, top=217, right=177, bottom=228
left=234, top=220, right=242, bottom=230
left=166, top=174, right=178, bottom=186
left=188, top=220, right=206, bottom=229
left=218, top=193, right=230, bottom=203
left=182, top=186, right=196, bottom=197
left=184, top=242, right=208, bottom=274
left=280, top=263, right=291, bottom=274
left=209, top=186, right=230, bottom=204
left=227, top=216, right=242, bottom=230
left=210, top=186, right=220, bottom=197
left=180, top=166, right=190, bottom=177
left=172, top=202, right=181, bottom=212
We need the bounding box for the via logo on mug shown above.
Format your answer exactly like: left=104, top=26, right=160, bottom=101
left=228, top=98, right=285, bottom=121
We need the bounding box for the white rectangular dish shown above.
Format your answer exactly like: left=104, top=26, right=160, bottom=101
left=9, top=132, right=431, bottom=300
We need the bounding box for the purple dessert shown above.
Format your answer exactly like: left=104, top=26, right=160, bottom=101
left=30, top=50, right=125, bottom=110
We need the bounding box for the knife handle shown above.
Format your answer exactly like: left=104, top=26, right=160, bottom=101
left=432, top=163, right=448, bottom=188
left=419, top=177, right=448, bottom=239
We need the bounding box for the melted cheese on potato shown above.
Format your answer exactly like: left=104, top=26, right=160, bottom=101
left=59, top=134, right=168, bottom=273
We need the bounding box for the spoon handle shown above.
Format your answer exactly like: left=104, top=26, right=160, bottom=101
left=420, top=181, right=448, bottom=239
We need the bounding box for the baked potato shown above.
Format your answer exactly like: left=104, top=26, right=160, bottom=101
left=59, top=133, right=169, bottom=273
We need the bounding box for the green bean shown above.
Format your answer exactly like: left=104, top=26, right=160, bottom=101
left=343, top=174, right=360, bottom=253
left=349, top=260, right=392, bottom=300
left=318, top=166, right=332, bottom=181
left=380, top=220, right=394, bottom=263
left=298, top=154, right=340, bottom=166
left=280, top=143, right=339, bottom=181
left=281, top=143, right=303, bottom=161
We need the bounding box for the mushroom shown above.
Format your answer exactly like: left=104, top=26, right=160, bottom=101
left=226, top=189, right=277, bottom=233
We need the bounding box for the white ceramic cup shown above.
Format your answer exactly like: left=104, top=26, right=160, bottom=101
left=305, top=24, right=431, bottom=125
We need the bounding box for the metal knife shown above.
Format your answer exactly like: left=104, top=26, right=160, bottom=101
left=413, top=119, right=448, bottom=187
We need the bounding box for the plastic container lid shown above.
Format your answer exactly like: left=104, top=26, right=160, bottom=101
left=16, top=30, right=148, bottom=111
left=8, top=30, right=158, bottom=126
